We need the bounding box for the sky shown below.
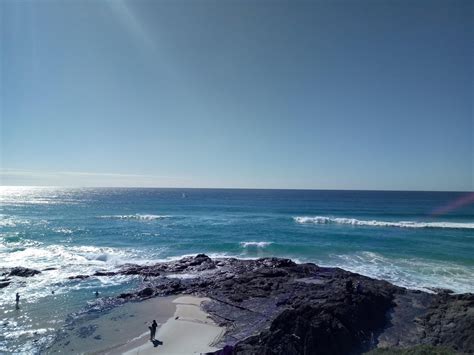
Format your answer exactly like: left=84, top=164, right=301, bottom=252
left=0, top=0, right=472, bottom=190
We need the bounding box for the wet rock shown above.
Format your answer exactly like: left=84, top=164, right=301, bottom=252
left=8, top=267, right=41, bottom=277
left=137, top=287, right=155, bottom=298
left=259, top=257, right=296, bottom=268
left=427, top=287, right=455, bottom=295
left=93, top=271, right=117, bottom=276
left=57, top=255, right=473, bottom=355
left=119, top=265, right=161, bottom=276
left=68, top=275, right=90, bottom=280
left=0, top=281, right=11, bottom=288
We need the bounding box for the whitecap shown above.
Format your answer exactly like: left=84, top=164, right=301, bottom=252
left=2, top=328, right=54, bottom=340
left=293, top=216, right=474, bottom=229
left=0, top=215, right=30, bottom=227
left=240, top=241, right=273, bottom=248
left=52, top=227, right=73, bottom=234
left=98, top=214, right=170, bottom=221
left=0, top=243, right=150, bottom=306
left=326, top=251, right=474, bottom=293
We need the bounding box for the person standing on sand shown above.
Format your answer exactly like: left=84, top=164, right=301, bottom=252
left=149, top=320, right=157, bottom=341
left=15, top=292, right=20, bottom=309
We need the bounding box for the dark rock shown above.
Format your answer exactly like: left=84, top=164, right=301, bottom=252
left=0, top=281, right=11, bottom=288
left=196, top=253, right=210, bottom=259
left=119, top=265, right=160, bottom=276
left=137, top=287, right=155, bottom=298
left=68, top=275, right=90, bottom=280
left=50, top=255, right=473, bottom=355
left=76, top=324, right=97, bottom=338
left=417, top=293, right=474, bottom=353
left=427, top=287, right=455, bottom=295
left=256, top=268, right=288, bottom=278
left=93, top=271, right=117, bottom=276
left=42, top=267, right=57, bottom=271
left=234, top=285, right=394, bottom=354
left=9, top=267, right=41, bottom=277
left=259, top=257, right=296, bottom=268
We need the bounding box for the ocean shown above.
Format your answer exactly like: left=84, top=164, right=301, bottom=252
left=1, top=187, right=473, bottom=353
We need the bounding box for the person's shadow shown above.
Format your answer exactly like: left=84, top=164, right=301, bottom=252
left=152, top=339, right=163, bottom=348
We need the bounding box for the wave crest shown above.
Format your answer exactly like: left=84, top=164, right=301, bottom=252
left=99, top=214, right=170, bottom=221
left=293, top=216, right=474, bottom=229
left=330, top=251, right=474, bottom=294
left=0, top=215, right=31, bottom=227
left=240, top=241, right=273, bottom=248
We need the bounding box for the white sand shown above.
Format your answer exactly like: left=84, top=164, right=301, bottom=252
left=48, top=296, right=178, bottom=354
left=121, top=296, right=225, bottom=355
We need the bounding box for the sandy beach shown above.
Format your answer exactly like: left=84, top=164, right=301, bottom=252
left=45, top=291, right=226, bottom=354
left=119, top=296, right=225, bottom=355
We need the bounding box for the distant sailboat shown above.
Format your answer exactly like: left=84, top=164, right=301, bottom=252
left=182, top=192, right=187, bottom=198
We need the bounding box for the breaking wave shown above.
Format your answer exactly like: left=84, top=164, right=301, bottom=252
left=329, top=251, right=474, bottom=294
left=294, top=216, right=474, bottom=230
left=240, top=241, right=273, bottom=248
left=0, top=215, right=30, bottom=227
left=98, top=214, right=170, bottom=221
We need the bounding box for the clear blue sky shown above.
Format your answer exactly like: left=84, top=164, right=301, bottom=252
left=1, top=0, right=472, bottom=190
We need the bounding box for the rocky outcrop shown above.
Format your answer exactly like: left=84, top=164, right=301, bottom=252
left=418, top=293, right=474, bottom=353
left=0, top=280, right=11, bottom=288
left=67, top=275, right=90, bottom=280
left=93, top=271, right=117, bottom=277
left=63, top=255, right=474, bottom=354
left=8, top=267, right=41, bottom=277
left=119, top=253, right=215, bottom=276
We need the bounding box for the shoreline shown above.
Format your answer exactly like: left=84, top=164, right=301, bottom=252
left=46, top=296, right=178, bottom=354
left=120, top=296, right=225, bottom=355
left=46, top=294, right=226, bottom=355
left=35, top=255, right=474, bottom=354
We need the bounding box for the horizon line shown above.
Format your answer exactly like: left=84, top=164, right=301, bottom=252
left=0, top=185, right=472, bottom=193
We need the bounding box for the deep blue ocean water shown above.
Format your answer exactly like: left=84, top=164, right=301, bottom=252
left=1, top=187, right=473, bottom=352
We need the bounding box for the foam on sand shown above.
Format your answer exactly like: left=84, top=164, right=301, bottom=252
left=294, top=216, right=474, bottom=229
left=123, top=296, right=225, bottom=355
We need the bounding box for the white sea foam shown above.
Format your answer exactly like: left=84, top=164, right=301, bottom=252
left=98, top=214, right=170, bottom=221
left=326, top=251, right=474, bottom=294
left=52, top=227, right=73, bottom=234
left=0, top=215, right=30, bottom=227
left=240, top=241, right=273, bottom=248
left=294, top=216, right=474, bottom=229
left=2, top=328, right=53, bottom=340
left=151, top=252, right=233, bottom=263
left=166, top=273, right=200, bottom=279
left=0, top=240, right=150, bottom=306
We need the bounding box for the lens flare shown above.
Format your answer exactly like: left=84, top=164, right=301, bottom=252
left=431, top=192, right=474, bottom=216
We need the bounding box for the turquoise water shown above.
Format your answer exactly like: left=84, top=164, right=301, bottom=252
left=1, top=187, right=473, bottom=352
